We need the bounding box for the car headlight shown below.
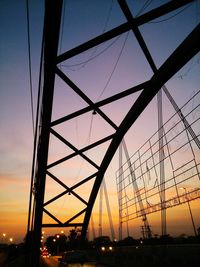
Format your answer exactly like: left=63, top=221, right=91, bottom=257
left=101, top=246, right=105, bottom=251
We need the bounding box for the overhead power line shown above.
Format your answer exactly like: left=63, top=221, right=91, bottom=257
left=61, top=0, right=116, bottom=70
left=97, top=31, right=130, bottom=101
left=136, top=0, right=153, bottom=17
left=149, top=3, right=191, bottom=24
left=61, top=35, right=122, bottom=69
left=26, top=0, right=35, bottom=136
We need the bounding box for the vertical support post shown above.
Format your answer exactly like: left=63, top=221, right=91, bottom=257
left=30, top=1, right=63, bottom=266
left=99, top=183, right=103, bottom=237
left=91, top=215, right=96, bottom=239
left=157, top=89, right=167, bottom=236
left=103, top=179, right=116, bottom=241
left=118, top=142, right=123, bottom=240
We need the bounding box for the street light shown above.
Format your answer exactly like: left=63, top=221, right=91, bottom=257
left=2, top=233, right=6, bottom=244
left=180, top=187, right=197, bottom=237
left=9, top=238, right=13, bottom=243
left=55, top=234, right=60, bottom=255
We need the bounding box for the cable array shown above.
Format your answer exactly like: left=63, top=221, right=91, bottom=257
left=116, top=89, right=200, bottom=222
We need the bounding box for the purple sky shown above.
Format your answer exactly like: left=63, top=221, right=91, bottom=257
left=0, top=0, right=200, bottom=243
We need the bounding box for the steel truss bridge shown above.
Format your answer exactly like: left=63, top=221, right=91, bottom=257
left=27, top=1, right=200, bottom=266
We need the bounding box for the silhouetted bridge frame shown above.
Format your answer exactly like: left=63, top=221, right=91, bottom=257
left=28, top=1, right=200, bottom=266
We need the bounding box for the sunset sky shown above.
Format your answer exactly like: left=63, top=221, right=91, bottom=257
left=0, top=0, right=200, bottom=243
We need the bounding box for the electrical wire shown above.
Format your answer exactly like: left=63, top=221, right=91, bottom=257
left=62, top=0, right=117, bottom=156
left=167, top=1, right=200, bottom=80
left=61, top=0, right=153, bottom=71
left=60, top=2, right=129, bottom=161
left=82, top=31, right=130, bottom=162
left=95, top=0, right=154, bottom=102
left=61, top=35, right=122, bottom=69
left=82, top=29, right=130, bottom=157
left=77, top=0, right=114, bottom=71
left=61, top=1, right=117, bottom=169
left=26, top=0, right=35, bottom=136
left=176, top=55, right=200, bottom=80
left=195, top=0, right=200, bottom=25
left=136, top=0, right=153, bottom=17
left=61, top=0, right=114, bottom=71
left=97, top=31, right=130, bottom=101
left=54, top=2, right=117, bottom=217
left=58, top=0, right=66, bottom=69
left=102, top=0, right=114, bottom=32
left=149, top=3, right=191, bottom=24
left=27, top=6, right=45, bottom=238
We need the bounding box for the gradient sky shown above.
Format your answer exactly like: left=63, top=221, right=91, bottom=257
left=0, top=0, right=200, bottom=243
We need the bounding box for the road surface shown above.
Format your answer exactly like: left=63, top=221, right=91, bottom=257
left=42, top=256, right=106, bottom=267
left=42, top=256, right=59, bottom=267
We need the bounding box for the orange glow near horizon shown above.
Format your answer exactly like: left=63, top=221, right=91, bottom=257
left=0, top=188, right=199, bottom=243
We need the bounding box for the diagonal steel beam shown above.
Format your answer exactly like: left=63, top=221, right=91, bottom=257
left=118, top=0, right=157, bottom=72
left=50, top=128, right=99, bottom=169
left=43, top=172, right=98, bottom=207
left=57, top=0, right=194, bottom=63
left=46, top=170, right=88, bottom=205
left=135, top=0, right=194, bottom=25
left=43, top=208, right=63, bottom=224
left=56, top=67, right=118, bottom=130
left=50, top=80, right=149, bottom=127
left=47, top=134, right=114, bottom=169
left=64, top=208, right=87, bottom=225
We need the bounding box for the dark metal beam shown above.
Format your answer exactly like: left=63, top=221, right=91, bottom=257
left=56, top=23, right=130, bottom=63
left=50, top=128, right=100, bottom=169
left=43, top=172, right=97, bottom=207
left=45, top=171, right=88, bottom=205
left=43, top=207, right=87, bottom=226
left=47, top=134, right=114, bottom=169
left=30, top=1, right=63, bottom=266
left=43, top=208, right=63, bottom=224
left=64, top=208, right=87, bottom=225
left=42, top=223, right=83, bottom=228
left=56, top=67, right=118, bottom=130
left=56, top=0, right=194, bottom=63
left=46, top=170, right=71, bottom=191
left=50, top=81, right=149, bottom=127
left=135, top=0, right=194, bottom=26
left=118, top=0, right=157, bottom=72
left=81, top=23, right=200, bottom=241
